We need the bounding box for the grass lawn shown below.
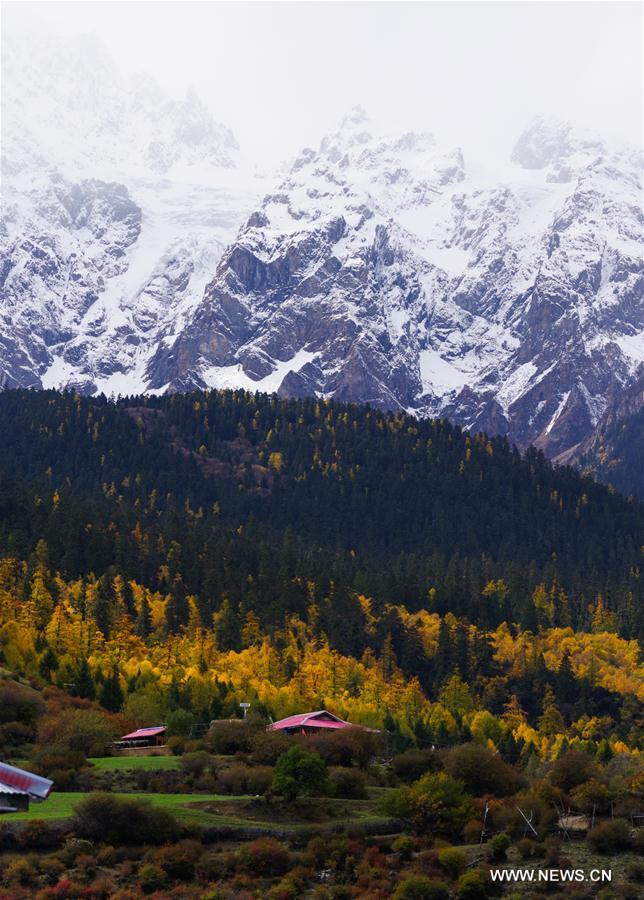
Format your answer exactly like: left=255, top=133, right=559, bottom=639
left=9, top=791, right=399, bottom=833
left=88, top=755, right=180, bottom=771
left=9, top=793, right=249, bottom=826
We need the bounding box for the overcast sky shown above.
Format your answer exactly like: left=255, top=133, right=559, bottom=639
left=3, top=1, right=642, bottom=165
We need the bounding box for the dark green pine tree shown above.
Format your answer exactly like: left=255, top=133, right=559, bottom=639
left=413, top=717, right=434, bottom=747
left=99, top=667, right=124, bottom=712
left=216, top=597, right=242, bottom=652
left=454, top=621, right=470, bottom=680
left=136, top=595, right=152, bottom=639
left=38, top=646, right=59, bottom=680
left=74, top=657, right=96, bottom=700
left=499, top=729, right=520, bottom=763
left=556, top=650, right=577, bottom=706
left=433, top=619, right=453, bottom=688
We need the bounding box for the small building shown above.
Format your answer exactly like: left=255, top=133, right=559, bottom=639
left=268, top=709, right=377, bottom=736
left=0, top=762, right=54, bottom=814
left=116, top=725, right=167, bottom=749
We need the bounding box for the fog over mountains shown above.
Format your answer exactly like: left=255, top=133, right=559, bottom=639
left=1, top=32, right=642, bottom=465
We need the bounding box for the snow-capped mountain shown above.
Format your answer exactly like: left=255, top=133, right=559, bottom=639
left=1, top=31, right=267, bottom=394
left=149, top=109, right=643, bottom=456
left=1, top=29, right=642, bottom=461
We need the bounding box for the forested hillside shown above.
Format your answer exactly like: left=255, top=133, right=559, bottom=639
left=576, top=408, right=644, bottom=501
left=0, top=388, right=641, bottom=756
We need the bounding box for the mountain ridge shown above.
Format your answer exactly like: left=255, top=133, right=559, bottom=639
left=1, top=34, right=642, bottom=488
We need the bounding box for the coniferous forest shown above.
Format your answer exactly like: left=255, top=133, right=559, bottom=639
left=0, top=388, right=642, bottom=898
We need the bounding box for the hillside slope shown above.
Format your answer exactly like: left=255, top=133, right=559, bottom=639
left=0, top=389, right=640, bottom=640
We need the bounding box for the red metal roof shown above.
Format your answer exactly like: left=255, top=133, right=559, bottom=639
left=120, top=726, right=166, bottom=740
left=0, top=762, right=54, bottom=800
left=269, top=710, right=350, bottom=731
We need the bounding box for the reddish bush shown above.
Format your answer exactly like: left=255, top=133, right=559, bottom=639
left=154, top=840, right=202, bottom=881
left=305, top=727, right=378, bottom=769
left=237, top=838, right=290, bottom=876
left=16, top=818, right=59, bottom=850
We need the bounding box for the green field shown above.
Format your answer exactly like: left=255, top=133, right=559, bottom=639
left=9, top=791, right=397, bottom=832
left=88, top=755, right=180, bottom=771
left=9, top=792, right=248, bottom=826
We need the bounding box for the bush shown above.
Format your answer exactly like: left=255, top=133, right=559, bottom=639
left=167, top=735, right=185, bottom=756
left=72, top=793, right=179, bottom=845
left=0, top=678, right=45, bottom=727
left=208, top=720, right=254, bottom=754
left=216, top=762, right=252, bottom=794
left=250, top=730, right=291, bottom=764
left=304, top=834, right=353, bottom=868
left=570, top=778, right=611, bottom=813
left=462, top=819, right=483, bottom=844
left=549, top=750, right=599, bottom=792
left=381, top=772, right=472, bottom=838
left=4, top=857, right=38, bottom=886
left=329, top=766, right=368, bottom=799
left=39, top=856, right=67, bottom=885
left=31, top=748, right=87, bottom=778
left=392, top=749, right=442, bottom=783
left=306, top=727, right=379, bottom=769
left=37, top=707, right=118, bottom=756
left=246, top=765, right=274, bottom=795
left=516, top=837, right=537, bottom=860
left=272, top=745, right=329, bottom=801
left=587, top=819, right=632, bottom=854
left=166, top=708, right=196, bottom=737
left=194, top=772, right=220, bottom=793
left=443, top=743, right=524, bottom=796
left=237, top=838, right=290, bottom=876
left=154, top=839, right=202, bottom=880
left=632, top=828, right=644, bottom=854
left=179, top=750, right=213, bottom=778
left=626, top=860, right=644, bottom=883
left=394, top=875, right=449, bottom=899
left=488, top=832, right=511, bottom=860
left=457, top=869, right=488, bottom=899
left=138, top=863, right=167, bottom=892
left=437, top=846, right=467, bottom=878
left=0, top=720, right=34, bottom=749
left=392, top=834, right=415, bottom=861
left=16, top=818, right=59, bottom=850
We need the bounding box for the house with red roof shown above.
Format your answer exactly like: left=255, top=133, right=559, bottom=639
left=268, top=709, right=377, bottom=736
left=116, top=725, right=167, bottom=748
left=0, top=761, right=53, bottom=813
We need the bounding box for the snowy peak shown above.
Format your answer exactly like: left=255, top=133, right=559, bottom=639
left=2, top=30, right=241, bottom=181
left=1, top=38, right=642, bottom=468
left=0, top=30, right=268, bottom=395
left=511, top=116, right=605, bottom=177
left=144, top=112, right=642, bottom=460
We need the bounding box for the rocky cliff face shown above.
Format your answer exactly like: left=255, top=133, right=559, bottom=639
left=148, top=111, right=643, bottom=456
left=0, top=32, right=265, bottom=394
